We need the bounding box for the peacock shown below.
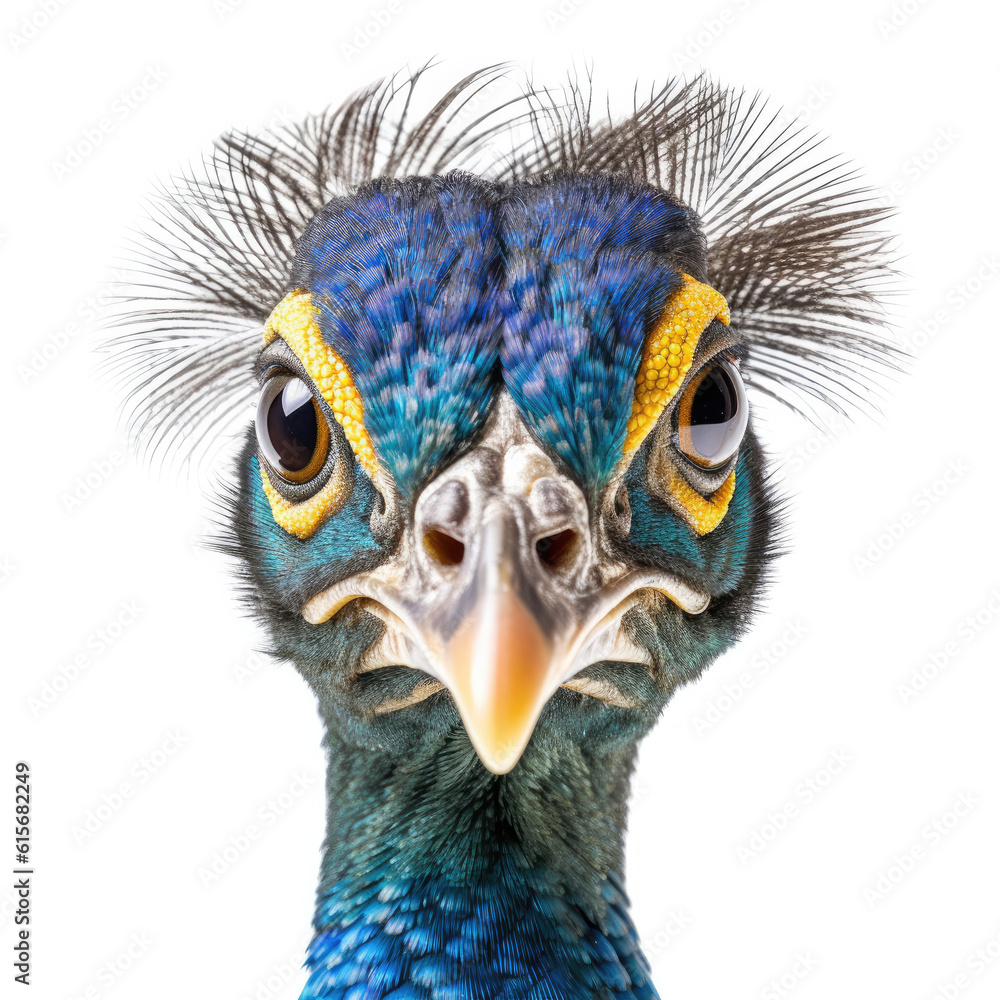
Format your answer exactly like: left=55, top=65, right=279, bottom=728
left=113, top=69, right=894, bottom=999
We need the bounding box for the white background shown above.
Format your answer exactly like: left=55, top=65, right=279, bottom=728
left=2, top=1, right=999, bottom=998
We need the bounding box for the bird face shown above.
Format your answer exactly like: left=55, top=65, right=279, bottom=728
left=233, top=171, right=774, bottom=774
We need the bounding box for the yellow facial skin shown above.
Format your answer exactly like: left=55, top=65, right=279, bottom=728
left=625, top=273, right=736, bottom=536
left=260, top=290, right=381, bottom=539
left=263, top=291, right=380, bottom=476
left=625, top=273, right=731, bottom=453
left=664, top=464, right=736, bottom=536
left=260, top=460, right=352, bottom=540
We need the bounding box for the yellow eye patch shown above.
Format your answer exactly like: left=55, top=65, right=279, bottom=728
left=624, top=273, right=730, bottom=455
left=664, top=464, right=736, bottom=536
left=259, top=290, right=383, bottom=538
left=626, top=274, right=735, bottom=536
left=260, top=460, right=351, bottom=539
left=264, top=290, right=381, bottom=480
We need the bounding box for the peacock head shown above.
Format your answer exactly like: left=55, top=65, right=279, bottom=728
left=235, top=171, right=774, bottom=775
left=119, top=72, right=890, bottom=780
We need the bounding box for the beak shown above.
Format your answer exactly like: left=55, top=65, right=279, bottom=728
left=438, top=513, right=559, bottom=773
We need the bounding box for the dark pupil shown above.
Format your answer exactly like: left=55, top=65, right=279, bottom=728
left=267, top=379, right=318, bottom=472
left=689, top=366, right=736, bottom=456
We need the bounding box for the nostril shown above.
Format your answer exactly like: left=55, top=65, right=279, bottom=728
left=611, top=484, right=631, bottom=535
left=423, top=529, right=465, bottom=567
left=614, top=490, right=628, bottom=520
left=535, top=529, right=577, bottom=568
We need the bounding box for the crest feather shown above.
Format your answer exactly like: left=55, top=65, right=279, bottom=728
left=106, top=67, right=896, bottom=470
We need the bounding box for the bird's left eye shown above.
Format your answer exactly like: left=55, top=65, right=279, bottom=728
left=256, top=375, right=330, bottom=484
left=675, top=358, right=748, bottom=469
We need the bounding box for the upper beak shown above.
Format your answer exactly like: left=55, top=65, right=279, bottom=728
left=438, top=513, right=561, bottom=773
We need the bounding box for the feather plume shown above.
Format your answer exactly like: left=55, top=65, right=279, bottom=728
left=105, top=67, right=896, bottom=469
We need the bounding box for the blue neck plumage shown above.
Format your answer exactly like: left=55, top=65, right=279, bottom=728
left=300, top=730, right=658, bottom=999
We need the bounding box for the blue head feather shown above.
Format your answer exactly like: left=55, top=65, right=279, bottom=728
left=501, top=175, right=702, bottom=494
left=291, top=174, right=503, bottom=499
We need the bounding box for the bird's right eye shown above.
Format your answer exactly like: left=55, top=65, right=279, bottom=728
left=675, top=358, right=747, bottom=470
left=256, top=375, right=330, bottom=484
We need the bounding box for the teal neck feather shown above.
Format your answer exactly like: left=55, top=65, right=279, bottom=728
left=301, top=729, right=658, bottom=999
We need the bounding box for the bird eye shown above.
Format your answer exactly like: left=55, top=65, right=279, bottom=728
left=256, top=375, right=330, bottom=484
left=676, top=359, right=748, bottom=469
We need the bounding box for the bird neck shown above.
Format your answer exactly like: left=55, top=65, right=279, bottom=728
left=302, top=730, right=658, bottom=999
